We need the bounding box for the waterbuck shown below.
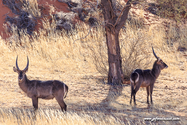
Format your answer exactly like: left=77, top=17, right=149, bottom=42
left=13, top=56, right=68, bottom=111
left=130, top=47, right=168, bottom=105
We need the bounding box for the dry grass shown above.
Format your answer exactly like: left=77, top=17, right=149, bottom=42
left=0, top=3, right=187, bottom=124
left=24, top=0, right=41, bottom=17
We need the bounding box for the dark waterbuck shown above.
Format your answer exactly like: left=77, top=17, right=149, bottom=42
left=130, top=47, right=168, bottom=105
left=13, top=56, right=68, bottom=111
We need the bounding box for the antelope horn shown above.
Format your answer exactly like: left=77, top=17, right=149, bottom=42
left=152, top=47, right=158, bottom=59
left=23, top=56, right=29, bottom=72
left=16, top=56, right=20, bottom=71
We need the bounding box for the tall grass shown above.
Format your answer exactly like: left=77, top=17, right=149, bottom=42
left=0, top=108, right=125, bottom=125
left=2, top=15, right=186, bottom=77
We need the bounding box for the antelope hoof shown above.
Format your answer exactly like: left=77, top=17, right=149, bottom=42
left=34, top=108, right=38, bottom=112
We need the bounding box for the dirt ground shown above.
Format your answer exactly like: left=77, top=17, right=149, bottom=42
left=0, top=55, right=186, bottom=124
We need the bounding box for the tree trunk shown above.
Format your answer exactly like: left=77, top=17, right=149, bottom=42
left=101, top=0, right=131, bottom=84
left=106, top=27, right=123, bottom=84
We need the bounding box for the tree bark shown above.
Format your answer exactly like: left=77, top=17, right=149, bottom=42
left=106, top=29, right=123, bottom=84
left=101, top=0, right=132, bottom=84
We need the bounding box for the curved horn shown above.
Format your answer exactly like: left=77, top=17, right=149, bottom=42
left=16, top=56, right=20, bottom=71
left=23, top=56, right=29, bottom=72
left=152, top=47, right=158, bottom=59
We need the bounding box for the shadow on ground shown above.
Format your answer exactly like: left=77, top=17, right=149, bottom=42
left=65, top=75, right=187, bottom=124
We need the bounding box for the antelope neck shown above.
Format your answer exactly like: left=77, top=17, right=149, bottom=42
left=18, top=75, right=29, bottom=93
left=151, top=63, right=161, bottom=79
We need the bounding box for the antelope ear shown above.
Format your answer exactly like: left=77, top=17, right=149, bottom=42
left=13, top=67, right=18, bottom=72
left=156, top=58, right=162, bottom=64
left=157, top=57, right=161, bottom=62
left=24, top=68, right=28, bottom=73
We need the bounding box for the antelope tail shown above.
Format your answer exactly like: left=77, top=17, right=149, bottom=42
left=63, top=84, right=68, bottom=99
left=130, top=72, right=139, bottom=84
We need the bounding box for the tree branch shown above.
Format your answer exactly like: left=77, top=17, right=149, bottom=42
left=108, top=0, right=115, bottom=19
left=73, top=26, right=97, bottom=43
left=101, top=0, right=116, bottom=25
left=114, top=4, right=131, bottom=27
left=115, top=0, right=132, bottom=31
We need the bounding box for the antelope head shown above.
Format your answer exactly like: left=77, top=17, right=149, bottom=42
left=152, top=47, right=168, bottom=70
left=13, top=56, right=29, bottom=82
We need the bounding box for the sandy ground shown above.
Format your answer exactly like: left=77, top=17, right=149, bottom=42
left=0, top=56, right=186, bottom=124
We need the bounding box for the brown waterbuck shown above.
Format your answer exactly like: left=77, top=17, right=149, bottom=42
left=130, top=47, right=168, bottom=105
left=13, top=56, right=68, bottom=111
